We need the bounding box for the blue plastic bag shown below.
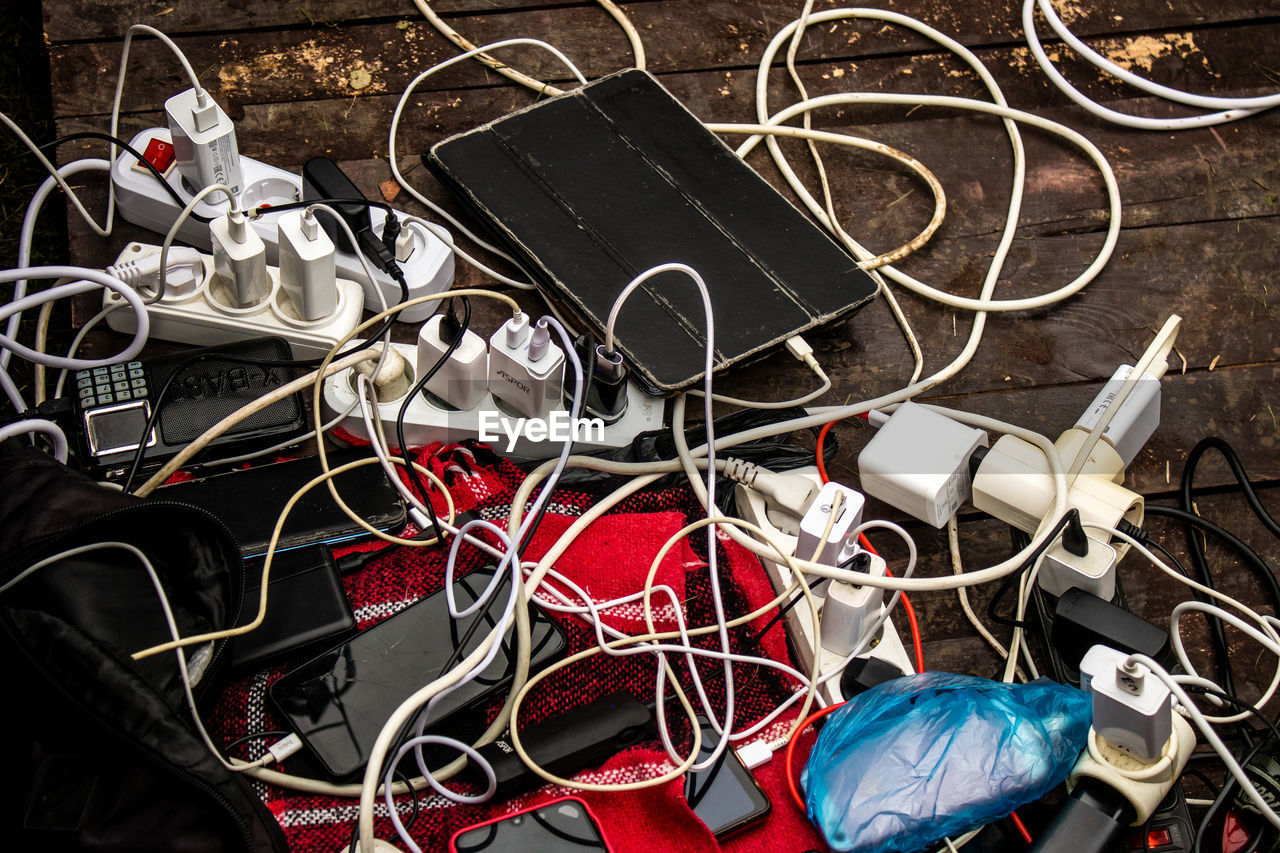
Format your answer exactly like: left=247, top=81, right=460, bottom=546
left=801, top=673, right=1090, bottom=852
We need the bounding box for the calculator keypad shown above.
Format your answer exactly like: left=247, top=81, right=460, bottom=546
left=74, top=362, right=148, bottom=408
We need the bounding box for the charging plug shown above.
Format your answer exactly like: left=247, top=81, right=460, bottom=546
left=1080, top=646, right=1172, bottom=761
left=488, top=314, right=565, bottom=419
left=105, top=246, right=204, bottom=298
left=857, top=401, right=988, bottom=528
left=820, top=547, right=887, bottom=656
left=795, top=481, right=866, bottom=565
left=564, top=337, right=629, bottom=424
left=1038, top=513, right=1118, bottom=601
left=1071, top=365, right=1162, bottom=470
left=722, top=460, right=820, bottom=536
left=278, top=210, right=337, bottom=320
left=164, top=87, right=243, bottom=195
left=210, top=210, right=269, bottom=307
left=417, top=301, right=487, bottom=410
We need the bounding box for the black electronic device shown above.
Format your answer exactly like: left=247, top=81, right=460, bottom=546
left=685, top=715, right=771, bottom=839
left=269, top=566, right=567, bottom=779
left=426, top=69, right=879, bottom=394
left=449, top=796, right=612, bottom=852
left=155, top=447, right=407, bottom=559
left=66, top=336, right=305, bottom=481
left=227, top=545, right=355, bottom=672
left=468, top=691, right=654, bottom=799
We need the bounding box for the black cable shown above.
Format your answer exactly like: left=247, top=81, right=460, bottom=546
left=252, top=197, right=393, bottom=217
left=1143, top=505, right=1280, bottom=611
left=1144, top=537, right=1192, bottom=580
left=4, top=129, right=205, bottom=220
left=1183, top=436, right=1280, bottom=542
left=393, top=297, right=470, bottom=544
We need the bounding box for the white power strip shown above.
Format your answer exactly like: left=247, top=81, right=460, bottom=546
left=735, top=466, right=915, bottom=705
left=111, top=128, right=454, bottom=322
left=322, top=342, right=665, bottom=459
left=102, top=242, right=365, bottom=358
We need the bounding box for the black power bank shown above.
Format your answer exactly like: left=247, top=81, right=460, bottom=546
left=156, top=448, right=407, bottom=559
left=228, top=545, right=356, bottom=672
left=426, top=69, right=878, bottom=394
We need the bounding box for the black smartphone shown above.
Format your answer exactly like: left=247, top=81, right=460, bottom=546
left=449, top=796, right=612, bottom=852
left=269, top=567, right=566, bottom=779
left=156, top=447, right=407, bottom=559
left=684, top=715, right=771, bottom=839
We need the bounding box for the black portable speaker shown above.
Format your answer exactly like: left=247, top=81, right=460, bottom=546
left=67, top=336, right=308, bottom=480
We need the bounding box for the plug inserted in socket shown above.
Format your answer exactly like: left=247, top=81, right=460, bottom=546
left=796, top=481, right=865, bottom=565
left=102, top=243, right=364, bottom=358
left=488, top=315, right=565, bottom=420
left=164, top=88, right=242, bottom=195
left=1081, top=645, right=1172, bottom=762
left=417, top=313, right=487, bottom=411
left=820, top=550, right=888, bottom=656
left=278, top=210, right=337, bottom=320
left=324, top=342, right=663, bottom=459
left=734, top=469, right=915, bottom=707
left=1039, top=532, right=1118, bottom=600
left=110, top=128, right=454, bottom=322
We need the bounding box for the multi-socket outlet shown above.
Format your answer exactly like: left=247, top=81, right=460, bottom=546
left=110, top=128, right=453, bottom=322
left=734, top=466, right=915, bottom=706
left=101, top=242, right=364, bottom=358
left=322, top=341, right=664, bottom=459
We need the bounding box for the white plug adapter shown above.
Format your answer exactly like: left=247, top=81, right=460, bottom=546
left=105, top=246, right=204, bottom=298
left=278, top=210, right=337, bottom=320
left=795, top=481, right=865, bottom=565
left=488, top=314, right=565, bottom=419
left=1073, top=365, right=1161, bottom=469
left=857, top=402, right=988, bottom=528
left=1039, top=532, right=1118, bottom=600
left=164, top=88, right=243, bottom=195
left=210, top=210, right=270, bottom=307
left=820, top=548, right=888, bottom=656
left=1080, top=645, right=1172, bottom=761
left=418, top=312, right=487, bottom=411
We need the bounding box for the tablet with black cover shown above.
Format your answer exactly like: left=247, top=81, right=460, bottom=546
left=426, top=69, right=878, bottom=394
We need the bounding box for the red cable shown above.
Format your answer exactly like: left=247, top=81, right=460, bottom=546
left=784, top=701, right=846, bottom=812
left=1010, top=810, right=1033, bottom=844
left=818, top=418, right=925, bottom=673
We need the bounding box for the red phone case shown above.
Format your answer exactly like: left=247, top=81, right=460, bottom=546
left=448, top=795, right=613, bottom=853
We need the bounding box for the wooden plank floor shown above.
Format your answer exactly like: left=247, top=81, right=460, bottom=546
left=39, top=0, right=1280, bottom=771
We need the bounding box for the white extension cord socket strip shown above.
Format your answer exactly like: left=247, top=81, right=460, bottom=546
left=734, top=466, right=915, bottom=705
left=101, top=242, right=365, bottom=358
left=322, top=342, right=666, bottom=459
left=111, top=128, right=454, bottom=322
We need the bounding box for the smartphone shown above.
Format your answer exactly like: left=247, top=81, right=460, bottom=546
left=269, top=567, right=566, bottom=779
left=450, top=796, right=612, bottom=852
left=157, top=447, right=407, bottom=559
left=684, top=716, right=771, bottom=839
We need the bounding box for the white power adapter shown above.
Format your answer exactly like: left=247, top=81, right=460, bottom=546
left=820, top=547, right=888, bottom=656
left=858, top=402, right=988, bottom=528
left=795, top=481, right=865, bottom=565
left=1074, top=365, right=1162, bottom=469
left=417, top=310, right=487, bottom=411
left=278, top=210, right=336, bottom=320
left=488, top=314, right=565, bottom=419
left=210, top=210, right=269, bottom=307
left=1039, top=532, right=1118, bottom=599
left=164, top=88, right=243, bottom=195
left=1080, top=645, right=1172, bottom=761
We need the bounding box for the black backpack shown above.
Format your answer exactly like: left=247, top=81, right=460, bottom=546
left=0, top=445, right=289, bottom=852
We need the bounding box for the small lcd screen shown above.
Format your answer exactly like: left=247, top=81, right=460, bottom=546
left=85, top=403, right=152, bottom=456
left=453, top=798, right=608, bottom=852
left=270, top=568, right=565, bottom=779
left=685, top=717, right=771, bottom=837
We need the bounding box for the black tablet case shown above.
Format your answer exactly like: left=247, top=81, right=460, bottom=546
left=426, top=69, right=878, bottom=394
